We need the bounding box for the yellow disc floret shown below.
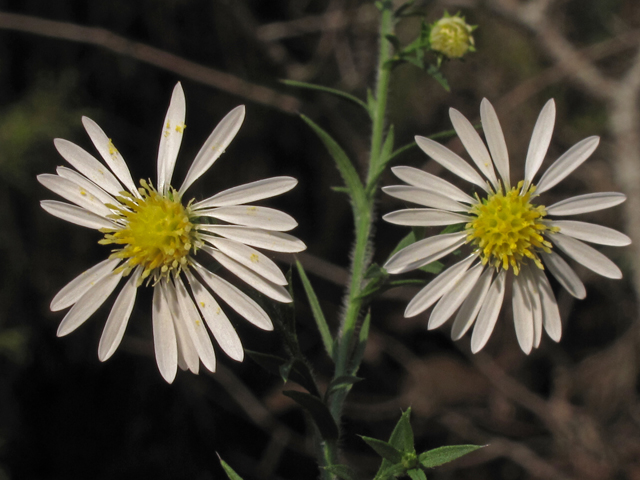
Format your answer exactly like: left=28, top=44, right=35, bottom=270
left=100, top=180, right=199, bottom=282
left=466, top=182, right=555, bottom=275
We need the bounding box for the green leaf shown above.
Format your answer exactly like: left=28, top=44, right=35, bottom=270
left=367, top=88, right=376, bottom=117
left=388, top=408, right=414, bottom=453
left=281, top=79, right=369, bottom=113
left=301, top=115, right=367, bottom=214
left=323, top=464, right=358, bottom=480
left=426, top=64, right=450, bottom=92
left=282, top=390, right=339, bottom=440
left=218, top=455, right=244, bottom=480
left=407, top=468, right=427, bottom=480
left=296, top=260, right=334, bottom=359
left=419, top=444, right=485, bottom=468
left=358, top=263, right=390, bottom=300
left=348, top=311, right=370, bottom=374
left=385, top=34, right=402, bottom=52
left=361, top=436, right=404, bottom=464
left=419, top=261, right=445, bottom=274
left=325, top=375, right=363, bottom=399
left=246, top=350, right=288, bottom=378
left=389, top=231, right=418, bottom=258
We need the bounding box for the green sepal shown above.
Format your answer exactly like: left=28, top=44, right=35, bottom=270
left=280, top=79, right=369, bottom=113
left=301, top=115, right=367, bottom=215
left=418, top=444, right=485, bottom=468
left=296, top=259, right=334, bottom=359
left=323, top=465, right=358, bottom=480
left=407, top=468, right=427, bottom=480
left=360, top=436, right=404, bottom=464
left=217, top=455, right=244, bottom=480
left=282, top=390, right=339, bottom=440
left=325, top=374, right=363, bottom=400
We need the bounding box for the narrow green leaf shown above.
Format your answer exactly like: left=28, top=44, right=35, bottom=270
left=301, top=115, right=367, bottom=213
left=375, top=463, right=406, bottom=480
left=419, top=261, right=445, bottom=275
left=296, top=260, right=334, bottom=359
left=407, top=468, right=427, bottom=480
left=426, top=64, right=450, bottom=92
left=348, top=311, right=371, bottom=374
left=385, top=34, right=402, bottom=52
left=281, top=79, right=369, bottom=112
left=389, top=231, right=417, bottom=258
left=379, top=125, right=395, bottom=167
left=367, top=88, right=376, bottom=116
left=283, top=390, right=339, bottom=440
left=323, top=464, right=358, bottom=480
left=218, top=455, right=244, bottom=480
left=388, top=408, right=414, bottom=453
left=361, top=436, right=403, bottom=464
left=289, top=358, right=322, bottom=398
left=419, top=444, right=485, bottom=468
left=326, top=375, right=363, bottom=399
left=246, top=349, right=288, bottom=378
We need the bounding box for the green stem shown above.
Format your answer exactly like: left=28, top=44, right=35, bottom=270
left=330, top=0, right=394, bottom=429
left=320, top=6, right=395, bottom=478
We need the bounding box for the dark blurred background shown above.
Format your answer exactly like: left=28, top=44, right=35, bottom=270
left=1, top=0, right=640, bottom=479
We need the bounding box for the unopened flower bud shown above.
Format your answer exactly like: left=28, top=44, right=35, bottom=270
left=429, top=13, right=475, bottom=59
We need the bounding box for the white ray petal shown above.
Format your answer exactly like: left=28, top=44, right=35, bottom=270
left=56, top=166, right=119, bottom=207
left=185, top=270, right=244, bottom=361
left=152, top=284, right=178, bottom=383
left=382, top=186, right=468, bottom=212
left=157, top=83, right=186, bottom=195
left=197, top=225, right=306, bottom=253
left=480, top=98, right=510, bottom=189
left=206, top=248, right=292, bottom=302
left=161, top=280, right=199, bottom=374
left=40, top=200, right=116, bottom=230
left=523, top=266, right=543, bottom=349
left=391, top=166, right=477, bottom=204
left=415, top=136, right=489, bottom=192
left=384, top=231, right=467, bottom=274
left=535, top=136, right=600, bottom=195
left=546, top=192, right=626, bottom=216
left=550, top=220, right=631, bottom=246
left=194, top=177, right=298, bottom=209
left=550, top=233, right=622, bottom=279
left=429, top=261, right=484, bottom=330
left=179, top=105, right=245, bottom=195
left=38, top=174, right=113, bottom=218
left=192, top=261, right=273, bottom=330
left=53, top=138, right=124, bottom=196
left=383, top=209, right=470, bottom=226
left=51, top=258, right=121, bottom=311
left=198, top=205, right=297, bottom=232
left=173, top=277, right=217, bottom=373
left=204, top=237, right=287, bottom=285
left=512, top=272, right=534, bottom=354
left=470, top=269, right=506, bottom=353
left=529, top=266, right=562, bottom=342
left=541, top=251, right=586, bottom=299
left=57, top=270, right=124, bottom=337
left=405, top=255, right=476, bottom=318
left=451, top=267, right=493, bottom=340
left=98, top=267, right=141, bottom=361
left=524, top=99, right=555, bottom=187
left=82, top=116, right=140, bottom=197
left=449, top=108, right=499, bottom=188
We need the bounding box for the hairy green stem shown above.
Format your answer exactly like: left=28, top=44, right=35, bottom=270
left=321, top=6, right=395, bottom=478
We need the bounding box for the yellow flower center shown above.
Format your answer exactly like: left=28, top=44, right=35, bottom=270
left=466, top=182, right=554, bottom=275
left=100, top=180, right=199, bottom=282
left=429, top=16, right=474, bottom=59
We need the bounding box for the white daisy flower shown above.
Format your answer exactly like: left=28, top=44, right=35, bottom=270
left=383, top=98, right=630, bottom=354
left=39, top=83, right=306, bottom=383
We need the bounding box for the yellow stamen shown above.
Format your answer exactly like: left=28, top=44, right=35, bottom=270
left=99, top=181, right=200, bottom=283
left=465, top=182, right=554, bottom=274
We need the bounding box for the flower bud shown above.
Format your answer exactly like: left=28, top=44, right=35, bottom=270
left=429, top=13, right=475, bottom=59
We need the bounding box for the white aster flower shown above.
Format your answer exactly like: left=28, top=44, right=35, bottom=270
left=383, top=98, right=630, bottom=354
left=39, top=83, right=306, bottom=383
